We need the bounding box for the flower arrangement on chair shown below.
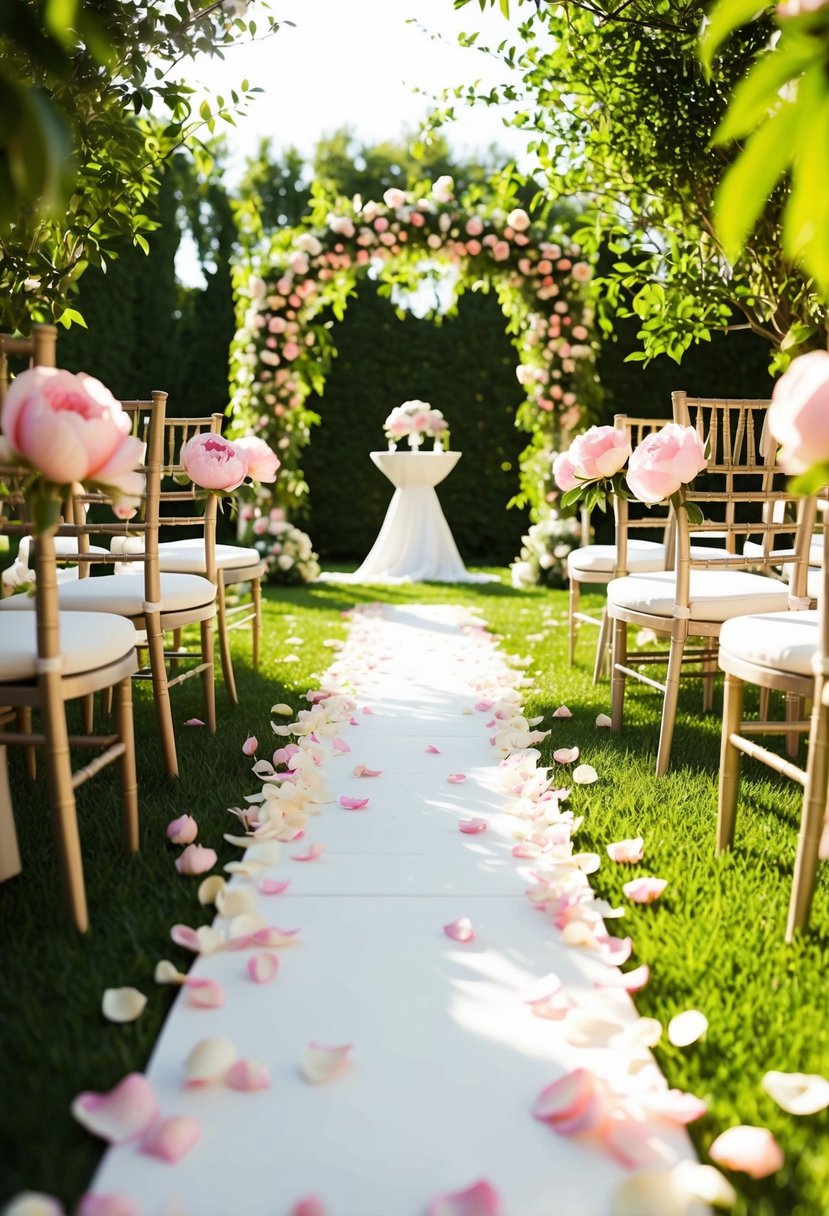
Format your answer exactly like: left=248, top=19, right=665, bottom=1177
left=383, top=400, right=449, bottom=451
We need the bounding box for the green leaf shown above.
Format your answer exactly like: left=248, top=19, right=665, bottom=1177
left=683, top=501, right=705, bottom=526
left=789, top=462, right=829, bottom=497
left=700, top=0, right=771, bottom=75
left=559, top=486, right=585, bottom=510
left=714, top=37, right=815, bottom=144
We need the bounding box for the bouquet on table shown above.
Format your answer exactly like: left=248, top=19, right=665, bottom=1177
left=384, top=400, right=449, bottom=450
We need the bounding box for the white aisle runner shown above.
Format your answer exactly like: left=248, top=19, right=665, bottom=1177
left=92, top=605, right=699, bottom=1216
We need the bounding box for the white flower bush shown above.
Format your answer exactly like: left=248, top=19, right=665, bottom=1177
left=248, top=506, right=320, bottom=585
left=510, top=510, right=582, bottom=588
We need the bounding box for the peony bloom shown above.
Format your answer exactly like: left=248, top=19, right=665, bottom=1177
left=768, top=349, right=829, bottom=474
left=232, top=435, right=280, bottom=483
left=562, top=425, right=632, bottom=485
left=432, top=175, right=454, bottom=203
left=626, top=423, right=707, bottom=504
left=507, top=207, right=531, bottom=232
left=466, top=216, right=484, bottom=237
left=552, top=451, right=579, bottom=492
left=383, top=187, right=407, bottom=210
left=180, top=433, right=249, bottom=493
left=571, top=261, right=593, bottom=283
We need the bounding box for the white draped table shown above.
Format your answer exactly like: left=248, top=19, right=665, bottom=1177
left=321, top=450, right=497, bottom=585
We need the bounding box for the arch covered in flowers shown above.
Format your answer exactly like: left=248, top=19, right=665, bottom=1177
left=229, top=175, right=600, bottom=519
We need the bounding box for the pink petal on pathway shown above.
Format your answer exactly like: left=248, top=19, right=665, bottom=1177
left=533, top=1069, right=609, bottom=1135
left=292, top=843, right=325, bottom=862
left=426, top=744, right=441, bottom=754
left=602, top=1114, right=668, bottom=1170
left=183, top=978, right=225, bottom=1009
left=623, top=877, right=667, bottom=904
left=339, top=795, right=370, bottom=810
left=248, top=953, right=279, bottom=984
left=447, top=773, right=467, bottom=784
left=300, top=1043, right=353, bottom=1084
left=361, top=706, right=374, bottom=715
left=184, top=718, right=204, bottom=727
left=594, top=963, right=650, bottom=992
left=227, top=1058, right=271, bottom=1092
left=170, top=924, right=201, bottom=953
left=252, top=927, right=299, bottom=948
left=291, top=1197, right=327, bottom=1216
left=596, top=935, right=633, bottom=967
left=553, top=747, right=579, bottom=765
left=71, top=1074, right=158, bottom=1144
left=332, top=737, right=350, bottom=753
left=458, top=818, right=488, bottom=834
left=637, top=1088, right=708, bottom=1125
left=426, top=1178, right=502, bottom=1216
left=607, top=837, right=645, bottom=864
left=141, top=1115, right=201, bottom=1163
left=552, top=706, right=572, bottom=718
left=443, top=917, right=475, bottom=943
left=77, top=1194, right=139, bottom=1216
left=709, top=1126, right=784, bottom=1179
left=475, top=700, right=494, bottom=712
left=174, top=844, right=217, bottom=876
left=353, top=765, right=382, bottom=777
left=166, top=814, right=197, bottom=845
left=258, top=878, right=291, bottom=896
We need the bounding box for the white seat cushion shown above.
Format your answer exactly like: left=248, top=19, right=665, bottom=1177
left=17, top=536, right=111, bottom=564
left=719, top=610, right=819, bottom=677
left=0, top=572, right=216, bottom=617
left=568, top=541, right=726, bottom=577
left=607, top=569, right=791, bottom=622
left=156, top=539, right=263, bottom=575
left=744, top=536, right=823, bottom=566
left=0, top=612, right=137, bottom=682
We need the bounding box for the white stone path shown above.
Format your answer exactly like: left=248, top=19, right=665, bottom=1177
left=92, top=605, right=697, bottom=1216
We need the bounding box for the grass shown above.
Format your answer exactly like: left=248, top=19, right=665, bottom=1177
left=1, top=570, right=827, bottom=1214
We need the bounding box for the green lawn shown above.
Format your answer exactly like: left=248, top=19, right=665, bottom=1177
left=1, top=572, right=827, bottom=1214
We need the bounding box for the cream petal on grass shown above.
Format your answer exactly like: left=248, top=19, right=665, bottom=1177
left=300, top=1043, right=352, bottom=1084
left=668, top=1010, right=709, bottom=1047
left=71, top=1074, right=158, bottom=1143
left=761, top=1070, right=829, bottom=1115
left=607, top=837, right=645, bottom=864
left=573, top=764, right=599, bottom=785
left=595, top=713, right=612, bottom=728
left=709, top=1125, right=784, bottom=1178
left=101, top=988, right=147, bottom=1024
left=3, top=1193, right=65, bottom=1216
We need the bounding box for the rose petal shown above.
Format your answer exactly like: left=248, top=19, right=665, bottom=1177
left=595, top=713, right=612, bottom=728
left=300, top=1042, right=352, bottom=1084
left=197, top=875, right=226, bottom=905
left=565, top=1014, right=625, bottom=1048
left=141, top=1115, right=201, bottom=1163
left=246, top=840, right=282, bottom=866
left=458, top=818, right=488, bottom=834
left=183, top=1038, right=238, bottom=1085
left=607, top=837, right=645, bottom=864
left=154, top=960, right=185, bottom=985
left=339, top=795, right=370, bottom=810
left=242, top=734, right=258, bottom=756
left=552, top=706, right=572, bottom=718
left=533, top=1069, right=608, bottom=1134
left=761, top=1070, right=829, bottom=1115
left=215, top=887, right=257, bottom=919
left=425, top=1179, right=502, bottom=1216
left=76, top=1194, right=139, bottom=1216
left=623, top=877, right=667, bottom=904
left=637, top=1088, right=708, bottom=1125
left=252, top=926, right=299, bottom=948
left=352, top=765, right=382, bottom=777
left=183, top=978, right=226, bottom=1008
left=71, top=1074, right=158, bottom=1144
left=3, top=1193, right=65, bottom=1216
left=101, top=987, right=147, bottom=1024
left=332, top=737, right=351, bottom=753
left=573, top=764, right=598, bottom=785
left=290, top=1199, right=327, bottom=1216
left=248, top=952, right=280, bottom=984
left=613, top=1163, right=736, bottom=1216
left=594, top=963, right=650, bottom=992
left=447, top=773, right=467, bottom=784
left=271, top=703, right=294, bottom=716
left=166, top=814, right=198, bottom=845
left=668, top=1009, right=709, bottom=1047
left=184, top=718, right=205, bottom=727
left=443, top=917, right=475, bottom=943
left=292, top=843, right=325, bottom=861
left=553, top=747, right=579, bottom=764
left=227, top=1058, right=271, bottom=1091
left=258, top=878, right=291, bottom=895
left=426, top=744, right=441, bottom=754
left=709, top=1125, right=784, bottom=1179
left=174, top=844, right=217, bottom=877
left=596, top=935, right=633, bottom=967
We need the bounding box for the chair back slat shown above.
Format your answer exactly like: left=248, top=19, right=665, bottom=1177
left=0, top=325, right=58, bottom=404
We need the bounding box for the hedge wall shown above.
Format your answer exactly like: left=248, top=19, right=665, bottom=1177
left=302, top=282, right=530, bottom=566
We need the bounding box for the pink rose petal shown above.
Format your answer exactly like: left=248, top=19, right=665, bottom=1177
left=252, top=926, right=299, bottom=948
left=184, top=718, right=205, bottom=727
left=623, top=876, right=667, bottom=904
left=257, top=878, right=291, bottom=896
left=533, top=1069, right=609, bottom=1135
left=443, top=917, right=475, bottom=943
left=596, top=935, right=633, bottom=967
left=300, top=1042, right=352, bottom=1084
left=174, top=844, right=217, bottom=877
left=227, top=1058, right=271, bottom=1091
left=553, top=747, right=579, bottom=764
left=426, top=744, right=441, bottom=754
left=552, top=706, right=572, bottom=718
left=71, top=1074, right=158, bottom=1144
left=141, top=1114, right=201, bottom=1163
left=170, top=924, right=200, bottom=952
left=361, top=706, right=374, bottom=715
left=709, top=1125, right=784, bottom=1179
left=594, top=963, right=650, bottom=992
left=292, top=843, right=325, bottom=862
left=339, top=795, right=370, bottom=810
left=183, top=978, right=226, bottom=1009
left=426, top=1178, right=502, bottom=1216
left=353, top=765, right=382, bottom=777
left=332, top=737, right=350, bottom=753
left=607, top=837, right=645, bottom=864
left=242, top=734, right=258, bottom=756
left=247, top=952, right=280, bottom=984
left=290, top=1197, right=327, bottom=1216
left=166, top=814, right=198, bottom=845
left=458, top=818, right=488, bottom=834
left=637, top=1088, right=708, bottom=1125
left=76, top=1195, right=139, bottom=1216
left=447, top=773, right=467, bottom=784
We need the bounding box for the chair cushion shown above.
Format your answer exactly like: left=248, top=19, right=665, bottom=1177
left=156, top=539, right=263, bottom=575
left=0, top=572, right=216, bottom=617
left=568, top=541, right=726, bottom=577
left=0, top=612, right=137, bottom=682
left=719, top=610, right=819, bottom=677
left=744, top=536, right=823, bottom=566
left=17, top=536, right=111, bottom=564
left=606, top=569, right=791, bottom=622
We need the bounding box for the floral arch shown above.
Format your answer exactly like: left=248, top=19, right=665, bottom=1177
left=228, top=175, right=600, bottom=522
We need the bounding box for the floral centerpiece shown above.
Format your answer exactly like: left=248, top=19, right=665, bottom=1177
left=383, top=400, right=449, bottom=451
left=248, top=506, right=320, bottom=585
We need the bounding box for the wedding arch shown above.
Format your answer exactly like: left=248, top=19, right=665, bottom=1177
left=228, top=175, right=600, bottom=519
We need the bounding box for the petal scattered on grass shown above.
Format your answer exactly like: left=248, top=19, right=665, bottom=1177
left=227, top=1058, right=271, bottom=1091
left=271, top=703, right=294, bottom=716
left=552, top=706, right=572, bottom=718
left=101, top=988, right=147, bottom=1024
left=247, top=953, right=279, bottom=984
left=184, top=718, right=205, bottom=727
left=594, top=964, right=650, bottom=992
left=425, top=1178, right=502, bottom=1216
left=623, top=877, right=667, bottom=904
left=573, top=764, right=598, bottom=785
left=154, top=959, right=184, bottom=985
left=4, top=1193, right=65, bottom=1216
left=339, top=795, right=369, bottom=810
left=606, top=837, right=645, bottom=864
left=668, top=1009, right=708, bottom=1048
left=443, top=917, right=475, bottom=943
left=174, top=844, right=217, bottom=877
left=595, top=713, right=612, bottom=728
left=242, top=734, right=258, bottom=756
left=76, top=1194, right=139, bottom=1216
left=300, top=1043, right=352, bottom=1084
left=292, top=843, right=325, bottom=862
left=141, top=1115, right=201, bottom=1164
left=258, top=878, right=290, bottom=896
left=458, top=818, right=488, bottom=834
left=353, top=765, right=382, bottom=777
left=553, top=747, right=579, bottom=765
left=761, top=1070, right=829, bottom=1115
left=166, top=814, right=197, bottom=845
left=447, top=773, right=467, bottom=784
left=71, top=1074, right=158, bottom=1144
left=709, top=1125, right=784, bottom=1179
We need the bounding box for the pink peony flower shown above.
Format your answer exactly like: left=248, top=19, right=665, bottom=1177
left=180, top=433, right=249, bottom=493
left=232, top=435, right=280, bottom=484
left=564, top=425, right=632, bottom=484
left=552, top=451, right=579, bottom=492
left=432, top=175, right=454, bottom=203
left=768, top=349, right=829, bottom=474
left=466, top=216, right=484, bottom=237
left=383, top=187, right=407, bottom=209
left=491, top=240, right=511, bottom=262
left=626, top=423, right=707, bottom=504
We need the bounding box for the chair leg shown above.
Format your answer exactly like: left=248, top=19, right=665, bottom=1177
left=41, top=688, right=88, bottom=932
left=702, top=639, right=718, bottom=713
left=216, top=572, right=238, bottom=705
left=17, top=707, right=36, bottom=779
left=592, top=604, right=609, bottom=685
left=717, top=672, right=745, bottom=852
left=145, top=611, right=178, bottom=780
left=568, top=580, right=579, bottom=667
left=786, top=687, right=829, bottom=939
left=655, top=621, right=688, bottom=777
left=252, top=577, right=262, bottom=671
left=610, top=616, right=627, bottom=733
left=201, top=617, right=217, bottom=735
left=100, top=685, right=113, bottom=719
left=114, top=677, right=139, bottom=853
left=81, top=692, right=94, bottom=734
left=170, top=627, right=183, bottom=674
left=785, top=692, right=802, bottom=759
left=759, top=685, right=771, bottom=721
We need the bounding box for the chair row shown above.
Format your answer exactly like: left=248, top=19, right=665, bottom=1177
left=559, top=394, right=827, bottom=939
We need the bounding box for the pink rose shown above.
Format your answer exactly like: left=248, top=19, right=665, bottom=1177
left=428, top=411, right=448, bottom=434
left=1, top=366, right=145, bottom=510
left=626, top=423, right=707, bottom=504
left=180, top=433, right=249, bottom=493
left=568, top=424, right=632, bottom=482
left=768, top=349, right=829, bottom=474
left=465, top=216, right=484, bottom=237
left=232, top=435, right=280, bottom=484
left=383, top=187, right=407, bottom=209
left=432, top=175, right=454, bottom=203
left=553, top=451, right=578, bottom=492
left=507, top=207, right=531, bottom=232
left=491, top=240, right=511, bottom=262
